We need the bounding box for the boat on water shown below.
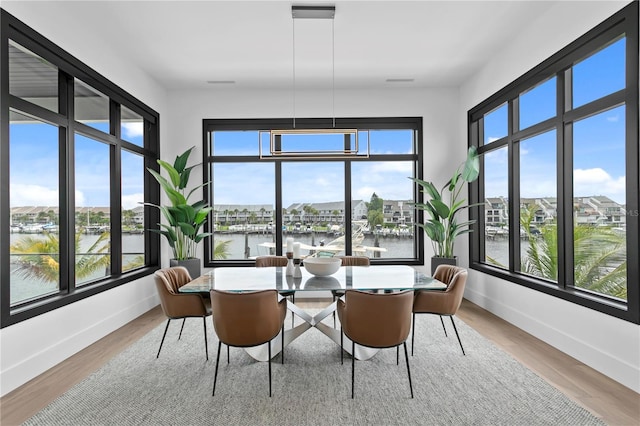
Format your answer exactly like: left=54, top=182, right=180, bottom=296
left=256, top=220, right=387, bottom=258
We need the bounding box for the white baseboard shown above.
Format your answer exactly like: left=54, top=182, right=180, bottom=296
left=0, top=294, right=158, bottom=397
left=464, top=286, right=640, bottom=394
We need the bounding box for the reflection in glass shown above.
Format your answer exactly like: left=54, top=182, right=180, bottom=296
left=75, top=134, right=111, bottom=285
left=352, top=161, right=414, bottom=258
left=9, top=111, right=60, bottom=305
left=212, top=162, right=275, bottom=260
left=519, top=130, right=557, bottom=281
left=121, top=150, right=144, bottom=271
left=282, top=162, right=344, bottom=257
left=573, top=38, right=625, bottom=109
left=121, top=105, right=144, bottom=146
left=483, top=146, right=509, bottom=268
left=9, top=40, right=59, bottom=113
left=483, top=103, right=508, bottom=145
left=74, top=78, right=110, bottom=133
left=573, top=105, right=626, bottom=300
left=519, top=77, right=556, bottom=130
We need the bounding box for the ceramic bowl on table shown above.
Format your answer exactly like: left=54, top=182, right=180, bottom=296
left=303, top=257, right=341, bottom=276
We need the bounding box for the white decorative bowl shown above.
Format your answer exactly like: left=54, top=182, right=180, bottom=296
left=303, top=257, right=342, bottom=276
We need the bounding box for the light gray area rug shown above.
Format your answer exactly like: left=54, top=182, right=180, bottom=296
left=24, top=312, right=602, bottom=425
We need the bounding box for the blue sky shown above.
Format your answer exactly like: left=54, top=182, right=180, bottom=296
left=212, top=129, right=414, bottom=207
left=9, top=37, right=628, bottom=208
left=9, top=118, right=144, bottom=209
left=483, top=37, right=626, bottom=205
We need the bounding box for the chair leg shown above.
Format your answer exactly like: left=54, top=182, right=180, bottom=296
left=281, top=325, right=285, bottom=364
left=340, top=327, right=343, bottom=365
left=291, top=294, right=295, bottom=328
left=178, top=318, right=186, bottom=340
left=351, top=340, right=355, bottom=399
left=156, top=319, right=171, bottom=359
left=227, top=345, right=230, bottom=364
left=332, top=293, right=337, bottom=328
left=268, top=342, right=272, bottom=397
left=403, top=342, right=414, bottom=398
left=397, top=346, right=399, bottom=365
left=411, top=313, right=415, bottom=356
left=202, top=317, right=209, bottom=361
left=212, top=341, right=222, bottom=396
left=440, top=315, right=448, bottom=337
left=449, top=316, right=465, bottom=355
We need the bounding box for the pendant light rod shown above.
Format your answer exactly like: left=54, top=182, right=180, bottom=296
left=291, top=5, right=336, bottom=128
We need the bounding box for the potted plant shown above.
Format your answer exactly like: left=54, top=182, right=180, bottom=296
left=410, top=146, right=481, bottom=274
left=145, top=146, right=212, bottom=279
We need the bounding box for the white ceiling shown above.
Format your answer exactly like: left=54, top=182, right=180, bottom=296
left=9, top=1, right=562, bottom=90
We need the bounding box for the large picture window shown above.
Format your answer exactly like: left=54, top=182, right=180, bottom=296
left=203, top=118, right=423, bottom=266
left=469, top=2, right=638, bottom=323
left=1, top=10, right=160, bottom=327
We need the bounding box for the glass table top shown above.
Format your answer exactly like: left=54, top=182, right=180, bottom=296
left=180, top=265, right=446, bottom=293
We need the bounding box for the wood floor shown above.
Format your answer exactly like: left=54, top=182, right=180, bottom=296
left=1, top=299, right=638, bottom=425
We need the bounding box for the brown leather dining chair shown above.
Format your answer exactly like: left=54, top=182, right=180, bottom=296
left=255, top=255, right=295, bottom=326
left=210, top=289, right=287, bottom=397
left=331, top=256, right=370, bottom=327
left=337, top=289, right=414, bottom=399
left=154, top=266, right=212, bottom=360
left=412, top=265, right=468, bottom=356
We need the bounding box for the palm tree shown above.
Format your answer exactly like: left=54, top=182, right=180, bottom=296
left=10, top=229, right=111, bottom=283
left=331, top=209, right=340, bottom=223
left=213, top=239, right=231, bottom=260
left=518, top=205, right=626, bottom=299
left=11, top=231, right=233, bottom=281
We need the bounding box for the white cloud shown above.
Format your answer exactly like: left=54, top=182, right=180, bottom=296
left=487, top=136, right=501, bottom=143
left=10, top=184, right=58, bottom=206
left=606, top=114, right=620, bottom=122
left=573, top=168, right=625, bottom=203
left=10, top=184, right=85, bottom=207
left=122, top=122, right=144, bottom=139
left=122, top=193, right=144, bottom=210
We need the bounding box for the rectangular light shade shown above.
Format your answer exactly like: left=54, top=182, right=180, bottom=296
left=263, top=128, right=367, bottom=159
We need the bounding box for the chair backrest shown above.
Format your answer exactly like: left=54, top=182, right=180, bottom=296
left=210, top=289, right=287, bottom=347
left=341, top=290, right=413, bottom=348
left=337, top=256, right=370, bottom=267
left=155, top=266, right=192, bottom=294
left=154, top=267, right=206, bottom=318
left=255, top=255, right=288, bottom=267
left=428, top=265, right=468, bottom=314
left=433, top=264, right=466, bottom=287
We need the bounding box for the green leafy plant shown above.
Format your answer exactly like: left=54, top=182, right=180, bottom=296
left=410, top=146, right=481, bottom=258
left=145, top=147, right=212, bottom=260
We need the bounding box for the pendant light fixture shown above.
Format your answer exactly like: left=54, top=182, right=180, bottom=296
left=263, top=5, right=368, bottom=159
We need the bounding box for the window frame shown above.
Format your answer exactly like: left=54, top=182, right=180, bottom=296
left=202, top=117, right=424, bottom=267
left=1, top=10, right=161, bottom=327
left=468, top=2, right=639, bottom=324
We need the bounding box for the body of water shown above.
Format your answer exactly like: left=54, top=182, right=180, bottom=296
left=215, top=231, right=417, bottom=259
left=10, top=231, right=515, bottom=305
left=9, top=233, right=144, bottom=305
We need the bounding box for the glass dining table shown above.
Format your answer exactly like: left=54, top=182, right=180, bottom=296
left=180, top=265, right=447, bottom=361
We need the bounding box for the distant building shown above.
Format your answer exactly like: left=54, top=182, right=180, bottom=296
left=483, top=195, right=625, bottom=228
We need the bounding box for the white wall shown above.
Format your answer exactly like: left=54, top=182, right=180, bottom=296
left=0, top=3, right=168, bottom=397
left=165, top=86, right=463, bottom=296
left=165, top=85, right=464, bottom=267
left=459, top=0, right=640, bottom=393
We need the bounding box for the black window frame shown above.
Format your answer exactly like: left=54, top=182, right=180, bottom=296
left=202, top=117, right=424, bottom=267
left=1, top=9, right=161, bottom=328
left=468, top=2, right=639, bottom=324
